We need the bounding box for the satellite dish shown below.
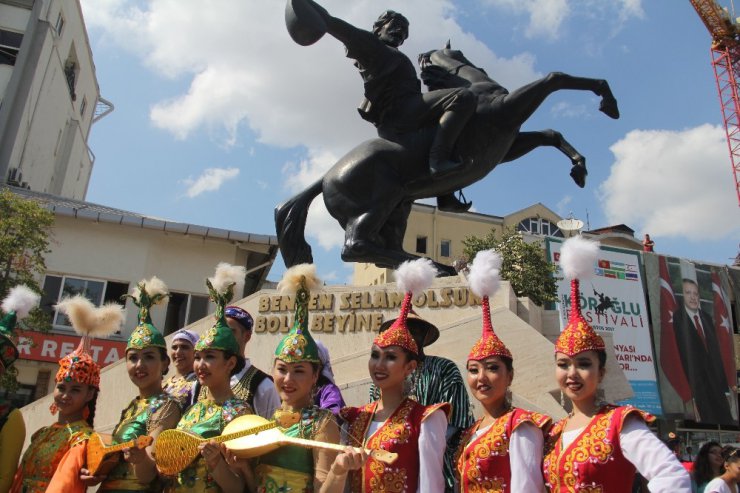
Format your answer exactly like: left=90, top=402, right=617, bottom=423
left=557, top=218, right=584, bottom=237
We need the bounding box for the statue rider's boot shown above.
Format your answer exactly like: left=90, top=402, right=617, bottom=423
left=437, top=192, right=472, bottom=213
left=429, top=97, right=475, bottom=177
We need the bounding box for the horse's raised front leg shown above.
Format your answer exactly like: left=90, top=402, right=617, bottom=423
left=498, top=72, right=619, bottom=125
left=502, top=130, right=587, bottom=188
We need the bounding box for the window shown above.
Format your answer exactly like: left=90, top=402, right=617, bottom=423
left=41, top=275, right=128, bottom=330
left=440, top=239, right=451, bottom=258
left=64, top=46, right=79, bottom=101
left=517, top=217, right=564, bottom=238
left=0, top=29, right=23, bottom=66
left=416, top=236, right=428, bottom=254
left=0, top=384, right=35, bottom=408
left=80, top=96, right=87, bottom=117
left=55, top=13, right=65, bottom=37
left=163, top=292, right=212, bottom=336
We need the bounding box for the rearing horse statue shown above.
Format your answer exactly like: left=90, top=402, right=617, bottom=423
left=277, top=11, right=619, bottom=276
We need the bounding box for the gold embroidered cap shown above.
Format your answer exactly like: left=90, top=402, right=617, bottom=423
left=274, top=264, right=321, bottom=363
left=195, top=263, right=245, bottom=354
left=466, top=250, right=511, bottom=361
left=374, top=258, right=438, bottom=355
left=123, top=276, right=169, bottom=350
left=554, top=236, right=605, bottom=356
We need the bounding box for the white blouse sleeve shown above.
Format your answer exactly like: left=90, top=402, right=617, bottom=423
left=253, top=378, right=281, bottom=419
left=620, top=416, right=691, bottom=493
left=509, top=422, right=546, bottom=493
left=417, top=409, right=448, bottom=493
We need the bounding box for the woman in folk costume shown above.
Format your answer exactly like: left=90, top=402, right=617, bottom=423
left=542, top=236, right=690, bottom=492
left=12, top=296, right=124, bottom=493
left=94, top=277, right=181, bottom=492
left=163, top=264, right=253, bottom=493
left=230, top=264, right=361, bottom=493
left=341, top=258, right=450, bottom=493
left=0, top=286, right=39, bottom=493
left=455, top=250, right=551, bottom=492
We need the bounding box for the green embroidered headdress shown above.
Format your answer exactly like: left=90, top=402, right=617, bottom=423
left=195, top=263, right=245, bottom=354
left=0, top=286, right=40, bottom=371
left=123, top=276, right=169, bottom=351
left=274, top=264, right=321, bottom=363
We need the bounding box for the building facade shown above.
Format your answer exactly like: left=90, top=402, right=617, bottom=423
left=0, top=0, right=110, bottom=200
left=5, top=186, right=278, bottom=407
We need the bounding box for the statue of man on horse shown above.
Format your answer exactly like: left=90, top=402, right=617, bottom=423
left=278, top=0, right=620, bottom=276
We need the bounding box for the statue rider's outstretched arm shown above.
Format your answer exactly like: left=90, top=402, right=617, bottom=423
left=302, top=0, right=372, bottom=46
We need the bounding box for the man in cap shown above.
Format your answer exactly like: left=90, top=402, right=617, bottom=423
left=163, top=328, right=198, bottom=408
left=194, top=306, right=280, bottom=419
left=369, top=311, right=474, bottom=492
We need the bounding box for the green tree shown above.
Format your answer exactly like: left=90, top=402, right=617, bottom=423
left=0, top=189, right=54, bottom=391
left=462, top=227, right=558, bottom=306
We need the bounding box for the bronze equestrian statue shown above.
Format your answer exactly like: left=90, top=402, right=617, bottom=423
left=277, top=0, right=620, bottom=276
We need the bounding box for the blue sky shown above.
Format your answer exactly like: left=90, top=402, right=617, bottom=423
left=79, top=0, right=740, bottom=283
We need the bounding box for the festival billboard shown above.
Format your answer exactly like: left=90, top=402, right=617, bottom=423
left=644, top=255, right=738, bottom=426
left=547, top=239, right=662, bottom=414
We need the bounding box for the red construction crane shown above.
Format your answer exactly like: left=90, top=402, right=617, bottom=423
left=689, top=0, right=740, bottom=205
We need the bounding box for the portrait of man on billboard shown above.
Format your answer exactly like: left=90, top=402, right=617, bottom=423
left=658, top=258, right=737, bottom=425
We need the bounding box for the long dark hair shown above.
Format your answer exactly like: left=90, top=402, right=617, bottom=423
left=693, top=441, right=722, bottom=485
left=86, top=388, right=99, bottom=427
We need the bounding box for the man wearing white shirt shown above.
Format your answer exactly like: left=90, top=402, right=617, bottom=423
left=672, top=279, right=734, bottom=425
left=193, top=306, right=280, bottom=418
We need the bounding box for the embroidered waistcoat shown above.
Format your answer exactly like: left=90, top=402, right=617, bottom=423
left=543, top=405, right=654, bottom=493
left=340, top=398, right=450, bottom=493
left=15, top=420, right=92, bottom=493
left=100, top=393, right=178, bottom=492
left=165, top=398, right=251, bottom=493
left=456, top=407, right=551, bottom=493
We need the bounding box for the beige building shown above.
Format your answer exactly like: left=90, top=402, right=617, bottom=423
left=353, top=202, right=566, bottom=285
left=353, top=202, right=644, bottom=286
left=6, top=185, right=277, bottom=407
left=0, top=0, right=110, bottom=200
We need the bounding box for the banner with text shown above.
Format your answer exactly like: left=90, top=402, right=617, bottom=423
left=547, top=239, right=662, bottom=414
left=16, top=331, right=126, bottom=367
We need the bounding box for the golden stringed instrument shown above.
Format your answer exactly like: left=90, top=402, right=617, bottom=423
left=223, top=415, right=398, bottom=464
left=86, top=433, right=153, bottom=476
left=155, top=414, right=397, bottom=476
left=155, top=418, right=281, bottom=475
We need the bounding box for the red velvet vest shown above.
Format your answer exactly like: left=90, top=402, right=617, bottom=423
left=543, top=405, right=654, bottom=492
left=455, top=407, right=551, bottom=493
left=340, top=398, right=449, bottom=493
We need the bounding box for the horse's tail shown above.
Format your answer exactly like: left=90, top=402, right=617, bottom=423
left=275, top=179, right=323, bottom=268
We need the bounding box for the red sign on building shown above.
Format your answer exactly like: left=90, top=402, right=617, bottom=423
left=16, top=331, right=126, bottom=367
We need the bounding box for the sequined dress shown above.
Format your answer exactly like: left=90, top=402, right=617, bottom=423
left=12, top=420, right=92, bottom=493
left=163, top=373, right=195, bottom=410
left=164, top=398, right=251, bottom=493
left=100, top=393, right=179, bottom=492
left=254, top=406, right=333, bottom=493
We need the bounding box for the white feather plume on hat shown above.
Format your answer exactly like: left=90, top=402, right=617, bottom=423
left=209, top=263, right=246, bottom=296
left=130, top=276, right=169, bottom=304
left=394, top=258, right=437, bottom=295
left=468, top=250, right=502, bottom=299
left=560, top=235, right=600, bottom=280
left=55, top=295, right=125, bottom=338
left=278, top=263, right=321, bottom=294
left=2, top=285, right=40, bottom=319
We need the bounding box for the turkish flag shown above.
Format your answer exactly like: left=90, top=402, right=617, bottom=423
left=659, top=256, right=692, bottom=402
left=712, top=272, right=736, bottom=389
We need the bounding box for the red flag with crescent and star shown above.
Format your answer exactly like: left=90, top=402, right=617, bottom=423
left=659, top=256, right=692, bottom=402
left=712, top=271, right=736, bottom=389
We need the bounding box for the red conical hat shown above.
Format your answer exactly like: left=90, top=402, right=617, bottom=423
left=374, top=259, right=438, bottom=354
left=467, top=250, right=511, bottom=361
left=554, top=236, right=605, bottom=356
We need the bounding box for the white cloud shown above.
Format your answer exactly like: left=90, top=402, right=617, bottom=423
left=482, top=0, right=642, bottom=41
left=182, top=167, right=239, bottom=198
left=81, top=0, right=543, bottom=254
left=550, top=101, right=589, bottom=119
left=556, top=195, right=572, bottom=215
left=599, top=124, right=740, bottom=241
